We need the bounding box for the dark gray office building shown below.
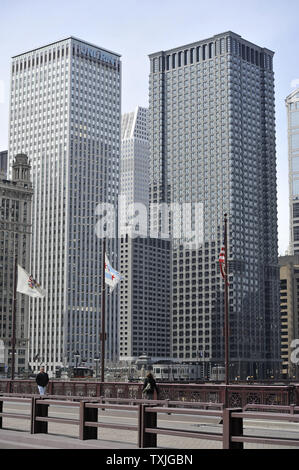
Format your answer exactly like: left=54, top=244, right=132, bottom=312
left=149, top=31, right=280, bottom=380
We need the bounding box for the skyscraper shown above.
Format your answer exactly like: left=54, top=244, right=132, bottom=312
left=149, top=31, right=280, bottom=380
left=119, top=108, right=171, bottom=363
left=286, top=89, right=299, bottom=256
left=8, top=37, right=121, bottom=376
left=119, top=234, right=170, bottom=363
left=120, top=106, right=149, bottom=208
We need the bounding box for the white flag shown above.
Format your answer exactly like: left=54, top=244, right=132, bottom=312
left=17, top=265, right=46, bottom=298
left=105, top=254, right=122, bottom=292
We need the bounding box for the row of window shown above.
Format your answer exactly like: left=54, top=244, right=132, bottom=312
left=12, top=46, right=69, bottom=74
left=152, top=37, right=273, bottom=73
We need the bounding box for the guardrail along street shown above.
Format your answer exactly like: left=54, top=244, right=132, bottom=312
left=1, top=394, right=299, bottom=449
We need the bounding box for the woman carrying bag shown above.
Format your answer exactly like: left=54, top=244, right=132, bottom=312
left=142, top=372, right=159, bottom=400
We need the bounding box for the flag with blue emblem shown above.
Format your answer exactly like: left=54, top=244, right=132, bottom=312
left=105, top=254, right=122, bottom=292
left=17, top=265, right=46, bottom=298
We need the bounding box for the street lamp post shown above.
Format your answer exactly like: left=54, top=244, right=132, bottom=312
left=219, top=213, right=230, bottom=406
left=100, top=238, right=106, bottom=383
left=11, top=255, right=18, bottom=381
left=224, top=214, right=229, bottom=388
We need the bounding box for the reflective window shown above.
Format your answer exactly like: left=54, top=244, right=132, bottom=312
left=291, top=111, right=299, bottom=127
left=292, top=156, right=299, bottom=171
left=292, top=133, right=299, bottom=149
left=293, top=203, right=299, bottom=218
left=293, top=178, right=299, bottom=195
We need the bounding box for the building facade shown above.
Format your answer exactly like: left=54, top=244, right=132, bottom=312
left=286, top=89, right=299, bottom=256
left=279, top=255, right=299, bottom=379
left=120, top=106, right=149, bottom=208
left=8, top=37, right=121, bottom=376
left=0, top=154, right=33, bottom=376
left=119, top=107, right=171, bottom=364
left=0, top=151, right=8, bottom=178
left=119, top=235, right=170, bottom=363
left=149, top=31, right=280, bottom=380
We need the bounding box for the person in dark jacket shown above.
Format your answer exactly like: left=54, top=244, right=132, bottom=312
left=36, top=366, right=49, bottom=395
left=142, top=372, right=159, bottom=400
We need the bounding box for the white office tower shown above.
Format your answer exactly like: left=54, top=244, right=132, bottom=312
left=120, top=106, right=149, bottom=208
left=8, top=38, right=121, bottom=376
left=286, top=89, right=299, bottom=255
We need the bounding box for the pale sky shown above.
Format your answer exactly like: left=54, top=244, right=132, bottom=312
left=0, top=0, right=297, bottom=255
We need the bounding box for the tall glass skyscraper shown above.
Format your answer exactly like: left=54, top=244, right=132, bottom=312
left=149, top=31, right=280, bottom=380
left=8, top=37, right=121, bottom=376
left=121, top=106, right=149, bottom=208
left=286, top=89, right=299, bottom=255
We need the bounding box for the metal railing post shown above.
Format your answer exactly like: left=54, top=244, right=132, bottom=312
left=139, top=404, right=157, bottom=448
left=31, top=397, right=49, bottom=434
left=100, top=396, right=106, bottom=411
left=48, top=381, right=53, bottom=395
left=223, top=408, right=243, bottom=449
left=137, top=404, right=143, bottom=448
left=79, top=401, right=98, bottom=440
left=290, top=403, right=296, bottom=422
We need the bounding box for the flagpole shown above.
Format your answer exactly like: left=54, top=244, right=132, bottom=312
left=224, top=213, right=229, bottom=404
left=11, top=255, right=17, bottom=381
left=100, top=237, right=106, bottom=383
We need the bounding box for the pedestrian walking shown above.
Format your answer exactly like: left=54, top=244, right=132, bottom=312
left=142, top=372, right=159, bottom=400
left=36, top=366, right=49, bottom=395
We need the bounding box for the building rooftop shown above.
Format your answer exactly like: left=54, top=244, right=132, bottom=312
left=149, top=30, right=274, bottom=58
left=12, top=36, right=121, bottom=59
left=286, top=88, right=299, bottom=104
left=279, top=254, right=299, bottom=266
